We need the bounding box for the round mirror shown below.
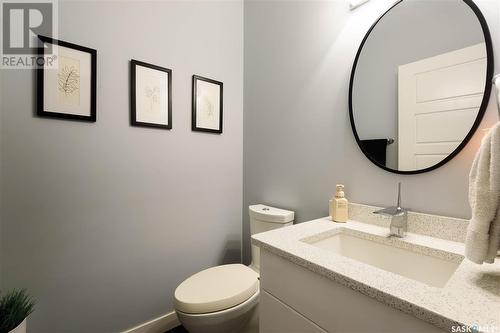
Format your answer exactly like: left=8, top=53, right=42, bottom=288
left=349, top=0, right=493, bottom=174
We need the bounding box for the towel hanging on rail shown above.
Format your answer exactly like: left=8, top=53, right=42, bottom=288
left=360, top=139, right=390, bottom=166
left=465, top=122, right=500, bottom=264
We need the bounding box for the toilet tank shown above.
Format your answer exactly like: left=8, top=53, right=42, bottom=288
left=249, top=204, right=294, bottom=271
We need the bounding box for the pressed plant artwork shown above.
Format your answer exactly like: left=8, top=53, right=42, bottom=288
left=57, top=56, right=81, bottom=105
left=144, top=84, right=160, bottom=113
left=37, top=35, right=97, bottom=122
left=192, top=75, right=223, bottom=134
left=130, top=59, right=172, bottom=129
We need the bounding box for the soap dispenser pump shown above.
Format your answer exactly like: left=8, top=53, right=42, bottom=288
left=330, top=184, right=348, bottom=223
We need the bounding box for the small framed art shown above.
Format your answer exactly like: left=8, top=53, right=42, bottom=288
left=131, top=60, right=172, bottom=129
left=192, top=75, right=223, bottom=134
left=37, top=35, right=97, bottom=122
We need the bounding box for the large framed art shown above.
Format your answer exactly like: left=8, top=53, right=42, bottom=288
left=192, top=75, right=223, bottom=134
left=130, top=60, right=172, bottom=129
left=37, top=35, right=97, bottom=122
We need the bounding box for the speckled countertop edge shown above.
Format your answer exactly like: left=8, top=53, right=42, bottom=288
left=252, top=217, right=500, bottom=333
left=349, top=203, right=469, bottom=243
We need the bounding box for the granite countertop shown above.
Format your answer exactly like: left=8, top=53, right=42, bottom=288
left=252, top=214, right=500, bottom=333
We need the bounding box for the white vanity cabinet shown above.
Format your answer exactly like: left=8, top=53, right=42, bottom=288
left=260, top=291, right=327, bottom=333
left=259, top=249, right=445, bottom=333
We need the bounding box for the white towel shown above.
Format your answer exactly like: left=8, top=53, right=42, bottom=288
left=465, top=122, right=500, bottom=264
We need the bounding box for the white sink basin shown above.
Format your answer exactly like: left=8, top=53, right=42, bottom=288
left=303, top=230, right=463, bottom=288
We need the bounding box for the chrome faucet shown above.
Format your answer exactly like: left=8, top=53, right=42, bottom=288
left=373, top=182, right=407, bottom=237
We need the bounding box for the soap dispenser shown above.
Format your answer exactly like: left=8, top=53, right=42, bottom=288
left=330, top=184, right=348, bottom=223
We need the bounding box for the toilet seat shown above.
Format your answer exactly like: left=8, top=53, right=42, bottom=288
left=174, top=264, right=259, bottom=314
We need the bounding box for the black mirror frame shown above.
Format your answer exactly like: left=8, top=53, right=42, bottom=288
left=348, top=0, right=494, bottom=175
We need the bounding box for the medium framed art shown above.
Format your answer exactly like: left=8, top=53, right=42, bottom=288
left=130, top=60, right=172, bottom=129
left=37, top=35, right=97, bottom=122
left=192, top=75, right=223, bottom=134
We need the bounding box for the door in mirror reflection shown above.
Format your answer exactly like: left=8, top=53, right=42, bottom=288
left=349, top=0, right=493, bottom=174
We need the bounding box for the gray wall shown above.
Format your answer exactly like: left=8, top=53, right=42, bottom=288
left=353, top=0, right=485, bottom=169
left=0, top=1, right=243, bottom=332
left=243, top=0, right=499, bottom=264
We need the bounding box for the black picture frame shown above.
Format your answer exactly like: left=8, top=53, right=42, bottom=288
left=37, top=35, right=97, bottom=122
left=130, top=60, right=172, bottom=130
left=192, top=75, right=223, bottom=134
left=348, top=0, right=494, bottom=175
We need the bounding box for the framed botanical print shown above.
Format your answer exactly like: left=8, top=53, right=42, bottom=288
left=192, top=75, right=223, bottom=134
left=37, top=35, right=97, bottom=122
left=130, top=60, right=172, bottom=129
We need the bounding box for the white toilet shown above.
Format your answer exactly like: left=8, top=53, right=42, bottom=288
left=173, top=204, right=294, bottom=333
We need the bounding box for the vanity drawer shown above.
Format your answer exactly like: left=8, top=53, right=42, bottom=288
left=260, top=249, right=445, bottom=333
left=260, top=290, right=327, bottom=333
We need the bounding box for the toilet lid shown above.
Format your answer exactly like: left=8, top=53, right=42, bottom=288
left=174, top=264, right=259, bottom=314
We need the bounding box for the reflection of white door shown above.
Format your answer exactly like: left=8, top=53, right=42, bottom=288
left=398, top=43, right=486, bottom=171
